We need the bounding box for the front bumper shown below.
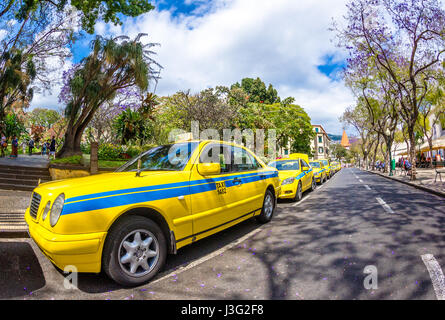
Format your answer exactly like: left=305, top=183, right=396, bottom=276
left=25, top=208, right=106, bottom=273
left=278, top=183, right=297, bottom=199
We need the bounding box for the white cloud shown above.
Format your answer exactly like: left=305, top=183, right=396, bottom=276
left=121, top=0, right=354, bottom=134
left=32, top=0, right=355, bottom=134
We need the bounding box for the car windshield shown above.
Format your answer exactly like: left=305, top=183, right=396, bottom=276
left=309, top=162, right=320, bottom=168
left=321, top=160, right=328, bottom=166
left=269, top=160, right=300, bottom=171
left=116, top=142, right=199, bottom=172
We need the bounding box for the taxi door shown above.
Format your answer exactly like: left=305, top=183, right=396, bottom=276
left=189, top=143, right=258, bottom=237
left=300, top=159, right=312, bottom=190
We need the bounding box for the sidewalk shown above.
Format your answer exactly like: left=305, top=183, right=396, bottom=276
left=367, top=168, right=445, bottom=198
left=0, top=189, right=31, bottom=237
left=0, top=154, right=49, bottom=168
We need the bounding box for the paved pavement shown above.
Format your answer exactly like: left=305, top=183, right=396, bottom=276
left=0, top=154, right=49, bottom=168
left=0, top=168, right=444, bottom=300
left=369, top=168, right=445, bottom=196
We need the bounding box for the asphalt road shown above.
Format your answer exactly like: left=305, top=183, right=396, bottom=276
left=1, top=168, right=444, bottom=300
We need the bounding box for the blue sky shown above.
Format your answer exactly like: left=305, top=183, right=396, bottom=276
left=32, top=0, right=354, bottom=135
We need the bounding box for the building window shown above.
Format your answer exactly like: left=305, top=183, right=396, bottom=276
left=284, top=149, right=289, bottom=155
left=318, top=147, right=324, bottom=154
left=318, top=136, right=322, bottom=143
left=315, top=127, right=319, bottom=133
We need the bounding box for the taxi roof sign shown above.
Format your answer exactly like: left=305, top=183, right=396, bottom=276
left=287, top=153, right=309, bottom=163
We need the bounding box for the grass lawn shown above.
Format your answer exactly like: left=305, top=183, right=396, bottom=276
left=81, top=154, right=127, bottom=168
left=98, top=159, right=128, bottom=168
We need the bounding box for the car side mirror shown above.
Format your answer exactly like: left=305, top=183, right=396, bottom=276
left=302, top=166, right=310, bottom=172
left=197, top=163, right=221, bottom=176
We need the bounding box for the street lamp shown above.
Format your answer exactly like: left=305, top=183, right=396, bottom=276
left=386, top=128, right=394, bottom=176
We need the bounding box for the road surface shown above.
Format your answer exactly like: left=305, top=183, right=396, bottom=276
left=1, top=168, right=444, bottom=300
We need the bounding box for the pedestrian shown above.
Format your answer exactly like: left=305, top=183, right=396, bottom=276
left=46, top=140, right=50, bottom=155
left=21, top=139, right=27, bottom=155
left=41, top=141, right=47, bottom=155
left=28, top=138, right=34, bottom=155
left=10, top=136, right=18, bottom=158
left=0, top=134, right=6, bottom=157
left=49, top=136, right=56, bottom=160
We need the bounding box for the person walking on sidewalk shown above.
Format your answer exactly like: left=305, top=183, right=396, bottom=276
left=28, top=138, right=34, bottom=155
left=10, top=136, right=18, bottom=158
left=21, top=139, right=27, bottom=155
left=48, top=136, right=56, bottom=160
left=0, top=134, right=6, bottom=158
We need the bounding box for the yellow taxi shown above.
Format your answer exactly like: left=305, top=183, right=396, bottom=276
left=309, top=160, right=327, bottom=184
left=319, top=158, right=332, bottom=179
left=268, top=153, right=316, bottom=202
left=331, top=160, right=341, bottom=173
left=25, top=140, right=280, bottom=286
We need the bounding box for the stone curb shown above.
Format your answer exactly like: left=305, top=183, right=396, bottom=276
left=364, top=169, right=445, bottom=199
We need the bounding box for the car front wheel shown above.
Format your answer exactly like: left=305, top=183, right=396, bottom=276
left=102, top=216, right=167, bottom=287
left=256, top=189, right=276, bottom=223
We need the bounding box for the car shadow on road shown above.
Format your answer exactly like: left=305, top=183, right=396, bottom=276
left=74, top=217, right=264, bottom=294
left=0, top=242, right=46, bottom=299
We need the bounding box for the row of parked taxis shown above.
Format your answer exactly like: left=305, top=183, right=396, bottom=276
left=268, top=153, right=341, bottom=202
left=25, top=140, right=341, bottom=286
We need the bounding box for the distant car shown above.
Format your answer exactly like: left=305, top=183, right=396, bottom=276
left=25, top=140, right=281, bottom=286
left=309, top=160, right=327, bottom=184
left=268, top=154, right=316, bottom=202
left=331, top=161, right=341, bottom=173
left=319, top=159, right=332, bottom=178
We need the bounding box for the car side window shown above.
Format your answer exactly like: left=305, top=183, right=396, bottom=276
left=301, top=159, right=309, bottom=168
left=199, top=144, right=232, bottom=173
left=231, top=146, right=260, bottom=172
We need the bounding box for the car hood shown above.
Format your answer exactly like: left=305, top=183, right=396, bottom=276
left=277, top=170, right=300, bottom=180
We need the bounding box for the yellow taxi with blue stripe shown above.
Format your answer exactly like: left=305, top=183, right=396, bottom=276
left=268, top=153, right=316, bottom=202
left=331, top=160, right=341, bottom=173
left=319, top=158, right=333, bottom=179
left=309, top=160, right=327, bottom=184
left=25, top=140, right=280, bottom=286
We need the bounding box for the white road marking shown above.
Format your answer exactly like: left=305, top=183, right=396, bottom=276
left=358, top=179, right=363, bottom=183
left=292, top=194, right=312, bottom=207
left=421, top=254, right=445, bottom=300
left=364, top=185, right=371, bottom=190
left=376, top=197, right=395, bottom=214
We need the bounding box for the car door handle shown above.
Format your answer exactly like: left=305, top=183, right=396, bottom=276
left=233, top=178, right=243, bottom=186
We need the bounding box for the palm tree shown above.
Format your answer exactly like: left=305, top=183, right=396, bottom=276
left=57, top=33, right=160, bottom=158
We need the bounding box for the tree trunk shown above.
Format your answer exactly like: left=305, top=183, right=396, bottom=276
left=56, top=126, right=83, bottom=158
left=372, top=135, right=380, bottom=171
left=408, top=129, right=417, bottom=181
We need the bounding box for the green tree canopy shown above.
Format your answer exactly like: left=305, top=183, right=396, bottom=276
left=231, top=77, right=280, bottom=104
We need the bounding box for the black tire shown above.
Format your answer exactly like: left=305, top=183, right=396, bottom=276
left=256, top=189, right=276, bottom=223
left=102, top=216, right=167, bottom=287
left=293, top=181, right=303, bottom=202
left=311, top=178, right=316, bottom=191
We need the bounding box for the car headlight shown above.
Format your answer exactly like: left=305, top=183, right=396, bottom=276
left=50, top=193, right=65, bottom=227
left=42, top=201, right=51, bottom=221
left=282, top=177, right=295, bottom=185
